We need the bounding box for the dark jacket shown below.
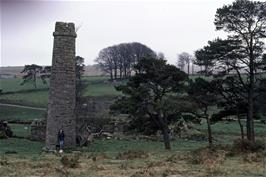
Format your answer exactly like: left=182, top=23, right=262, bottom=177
left=58, top=131, right=65, bottom=142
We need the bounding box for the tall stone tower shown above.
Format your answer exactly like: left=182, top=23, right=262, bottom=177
left=46, top=22, right=77, bottom=149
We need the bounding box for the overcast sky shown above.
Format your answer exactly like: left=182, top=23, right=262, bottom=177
left=0, top=0, right=259, bottom=66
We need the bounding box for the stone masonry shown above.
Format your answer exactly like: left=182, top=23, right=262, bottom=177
left=45, top=22, right=77, bottom=149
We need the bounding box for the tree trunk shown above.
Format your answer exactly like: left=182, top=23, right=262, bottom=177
left=110, top=70, right=113, bottom=80
left=205, top=65, right=208, bottom=76
left=237, top=115, right=244, bottom=141
left=120, top=67, right=123, bottom=78
left=236, top=109, right=244, bottom=140
left=124, top=66, right=127, bottom=78
left=187, top=63, right=190, bottom=75
left=114, top=68, right=117, bottom=79
left=161, top=126, right=171, bottom=150
left=204, top=107, right=212, bottom=147
left=157, top=111, right=171, bottom=150
left=206, top=116, right=213, bottom=146
left=247, top=84, right=255, bottom=142
left=247, top=42, right=255, bottom=142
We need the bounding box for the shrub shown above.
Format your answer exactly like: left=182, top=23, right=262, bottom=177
left=231, top=139, right=265, bottom=154
left=0, top=131, right=7, bottom=139
left=116, top=150, right=149, bottom=160
left=190, top=147, right=226, bottom=167
left=242, top=152, right=264, bottom=163
left=0, top=157, right=8, bottom=166
left=91, top=153, right=109, bottom=162
left=60, top=153, right=80, bottom=168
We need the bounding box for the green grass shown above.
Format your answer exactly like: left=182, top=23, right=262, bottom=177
left=86, top=139, right=208, bottom=157
left=82, top=76, right=111, bottom=82
left=81, top=76, right=122, bottom=97
left=196, top=120, right=266, bottom=136
left=0, top=105, right=45, bottom=122
left=0, top=138, right=265, bottom=177
left=0, top=76, right=120, bottom=106
left=0, top=138, right=43, bottom=155
left=0, top=78, right=49, bottom=93
left=0, top=90, right=48, bottom=107
left=83, top=83, right=121, bottom=97
left=9, top=124, right=31, bottom=138
left=0, top=138, right=207, bottom=157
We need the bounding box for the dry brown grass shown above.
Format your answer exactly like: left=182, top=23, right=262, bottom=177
left=116, top=150, right=149, bottom=160
left=0, top=149, right=265, bottom=177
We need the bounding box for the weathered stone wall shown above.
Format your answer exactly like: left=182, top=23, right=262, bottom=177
left=32, top=97, right=115, bottom=141
left=76, top=97, right=114, bottom=131
left=45, top=22, right=77, bottom=149
left=31, top=120, right=46, bottom=141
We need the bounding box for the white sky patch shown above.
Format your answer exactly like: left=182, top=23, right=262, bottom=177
left=0, top=0, right=264, bottom=66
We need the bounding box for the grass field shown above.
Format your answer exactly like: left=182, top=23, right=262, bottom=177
left=0, top=105, right=45, bottom=122
left=0, top=90, right=49, bottom=107
left=82, top=76, right=122, bottom=97
left=0, top=137, right=265, bottom=177
left=0, top=76, right=120, bottom=107
left=0, top=138, right=43, bottom=155
left=1, top=121, right=265, bottom=156
left=0, top=76, right=266, bottom=176
left=9, top=124, right=31, bottom=138
left=0, top=78, right=49, bottom=93
left=197, top=120, right=266, bottom=136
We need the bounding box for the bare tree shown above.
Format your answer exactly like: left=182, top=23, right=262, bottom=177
left=95, top=47, right=115, bottom=80
left=177, top=52, right=193, bottom=75
left=95, top=42, right=156, bottom=80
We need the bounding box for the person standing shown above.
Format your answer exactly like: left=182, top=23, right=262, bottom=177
left=57, top=129, right=65, bottom=150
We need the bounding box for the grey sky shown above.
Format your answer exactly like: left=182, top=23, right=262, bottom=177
left=0, top=0, right=257, bottom=66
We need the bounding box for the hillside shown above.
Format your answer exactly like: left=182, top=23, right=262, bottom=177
left=0, top=65, right=106, bottom=77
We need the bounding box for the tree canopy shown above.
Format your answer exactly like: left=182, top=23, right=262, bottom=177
left=111, top=56, right=189, bottom=149
left=194, top=0, right=266, bottom=142
left=95, top=42, right=156, bottom=80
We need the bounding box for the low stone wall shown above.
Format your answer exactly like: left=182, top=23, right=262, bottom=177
left=31, top=96, right=116, bottom=141
left=31, top=119, right=46, bottom=141
left=76, top=96, right=115, bottom=132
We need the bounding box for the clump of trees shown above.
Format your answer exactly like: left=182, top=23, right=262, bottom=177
left=75, top=56, right=86, bottom=98
left=177, top=52, right=195, bottom=75
left=21, top=56, right=85, bottom=94
left=0, top=121, right=13, bottom=139
left=187, top=78, right=218, bottom=146
left=111, top=56, right=202, bottom=149
left=95, top=42, right=156, bottom=80
left=194, top=0, right=266, bottom=143
left=21, top=64, right=51, bottom=89
left=111, top=0, right=266, bottom=149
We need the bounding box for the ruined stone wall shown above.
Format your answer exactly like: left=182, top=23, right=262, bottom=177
left=45, top=22, right=77, bottom=149
left=33, top=97, right=115, bottom=141
left=76, top=97, right=114, bottom=132
left=31, top=120, right=46, bottom=141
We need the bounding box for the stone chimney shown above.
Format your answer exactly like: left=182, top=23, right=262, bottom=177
left=45, top=22, right=77, bottom=149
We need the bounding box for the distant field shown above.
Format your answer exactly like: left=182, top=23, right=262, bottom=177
left=0, top=105, right=45, bottom=122
left=0, top=76, right=121, bottom=107
left=196, top=121, right=266, bottom=137
left=9, top=123, right=31, bottom=138
left=0, top=78, right=49, bottom=93
left=82, top=76, right=122, bottom=97
left=0, top=90, right=49, bottom=107
left=0, top=65, right=105, bottom=78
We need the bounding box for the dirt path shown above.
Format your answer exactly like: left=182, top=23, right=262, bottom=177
left=0, top=103, right=46, bottom=111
